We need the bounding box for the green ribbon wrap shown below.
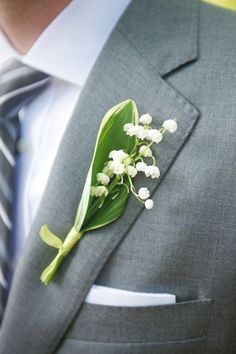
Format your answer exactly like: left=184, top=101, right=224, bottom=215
left=40, top=226, right=84, bottom=284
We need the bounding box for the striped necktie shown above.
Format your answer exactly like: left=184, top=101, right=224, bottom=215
left=0, top=59, right=50, bottom=315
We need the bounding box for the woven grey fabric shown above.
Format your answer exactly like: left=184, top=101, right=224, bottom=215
left=56, top=339, right=208, bottom=354
left=0, top=60, right=50, bottom=316
left=65, top=300, right=212, bottom=343
left=0, top=1, right=235, bottom=353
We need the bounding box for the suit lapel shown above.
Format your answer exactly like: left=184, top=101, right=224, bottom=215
left=0, top=0, right=200, bottom=353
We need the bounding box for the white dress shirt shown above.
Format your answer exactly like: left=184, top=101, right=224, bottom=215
left=0, top=0, right=132, bottom=258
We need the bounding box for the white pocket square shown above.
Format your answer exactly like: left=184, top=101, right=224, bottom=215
left=85, top=285, right=176, bottom=307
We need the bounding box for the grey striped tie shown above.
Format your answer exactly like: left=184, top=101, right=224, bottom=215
left=0, top=59, right=50, bottom=315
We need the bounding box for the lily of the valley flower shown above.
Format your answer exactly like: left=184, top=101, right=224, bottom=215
left=138, top=187, right=150, bottom=200
left=91, top=113, right=176, bottom=208
left=96, top=172, right=110, bottom=185
left=124, top=124, right=148, bottom=140
left=146, top=129, right=162, bottom=144
left=126, top=165, right=138, bottom=178
left=139, top=113, right=152, bottom=125
left=109, top=149, right=131, bottom=163
left=145, top=199, right=154, bottom=209
left=136, top=126, right=148, bottom=140
left=162, top=119, right=177, bottom=133
left=136, top=161, right=147, bottom=172
left=90, top=185, right=109, bottom=197
left=110, top=160, right=125, bottom=175
left=145, top=165, right=160, bottom=179
left=139, top=145, right=152, bottom=157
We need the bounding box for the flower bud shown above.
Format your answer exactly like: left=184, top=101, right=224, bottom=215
left=162, top=119, right=177, bottom=133
left=90, top=186, right=97, bottom=197
left=102, top=163, right=114, bottom=178
left=145, top=199, right=154, bottom=209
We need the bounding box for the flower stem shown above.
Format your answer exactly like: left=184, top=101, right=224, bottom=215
left=40, top=253, right=65, bottom=285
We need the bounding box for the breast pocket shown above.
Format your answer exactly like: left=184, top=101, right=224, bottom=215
left=57, top=298, right=212, bottom=354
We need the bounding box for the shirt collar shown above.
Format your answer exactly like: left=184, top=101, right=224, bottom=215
left=0, top=0, right=131, bottom=87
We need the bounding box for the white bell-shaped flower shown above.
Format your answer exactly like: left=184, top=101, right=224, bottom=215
left=139, top=145, right=152, bottom=157
left=123, top=123, right=134, bottom=133
left=90, top=186, right=109, bottom=197
left=136, top=161, right=147, bottom=172
left=126, top=165, right=137, bottom=178
left=138, top=187, right=150, bottom=200
left=109, top=149, right=131, bottom=166
left=124, top=125, right=139, bottom=137
left=145, top=165, right=160, bottom=179
left=109, top=149, right=128, bottom=162
left=124, top=125, right=147, bottom=140
left=147, top=129, right=162, bottom=144
left=136, top=126, right=148, bottom=140
left=96, top=172, right=110, bottom=185
left=139, top=113, right=152, bottom=125
left=110, top=160, right=125, bottom=175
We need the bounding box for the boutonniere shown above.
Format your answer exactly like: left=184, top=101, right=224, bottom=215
left=40, top=100, right=177, bottom=284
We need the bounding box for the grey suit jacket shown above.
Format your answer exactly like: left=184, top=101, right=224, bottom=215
left=0, top=0, right=235, bottom=353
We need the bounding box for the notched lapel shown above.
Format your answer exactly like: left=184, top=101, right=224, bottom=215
left=117, top=0, right=199, bottom=76
left=0, top=1, right=200, bottom=353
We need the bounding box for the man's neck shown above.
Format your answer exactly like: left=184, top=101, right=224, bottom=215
left=0, top=0, right=71, bottom=54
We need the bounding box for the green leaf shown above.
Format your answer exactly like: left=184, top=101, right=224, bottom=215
left=82, top=184, right=128, bottom=232
left=74, top=99, right=139, bottom=232
left=40, top=225, right=63, bottom=250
